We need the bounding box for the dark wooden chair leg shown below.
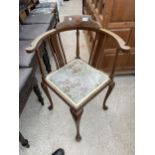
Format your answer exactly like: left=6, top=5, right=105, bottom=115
left=41, top=81, right=53, bottom=110
left=42, top=51, right=51, bottom=73
left=19, top=132, right=30, bottom=148
left=103, top=81, right=115, bottom=110
left=54, top=6, right=60, bottom=23
left=42, top=42, right=51, bottom=73
left=52, top=148, right=65, bottom=155
left=33, top=83, right=44, bottom=106
left=70, top=108, right=83, bottom=141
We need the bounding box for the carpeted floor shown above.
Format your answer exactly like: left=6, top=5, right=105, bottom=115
left=19, top=0, right=135, bottom=155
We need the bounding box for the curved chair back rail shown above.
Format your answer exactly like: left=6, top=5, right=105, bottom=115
left=26, top=15, right=130, bottom=79
left=26, top=28, right=130, bottom=52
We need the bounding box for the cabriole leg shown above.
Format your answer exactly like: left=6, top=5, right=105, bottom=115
left=70, top=108, right=83, bottom=141
left=41, top=81, right=53, bottom=110
left=33, top=83, right=44, bottom=106
left=19, top=132, right=30, bottom=148
left=103, top=81, right=115, bottom=110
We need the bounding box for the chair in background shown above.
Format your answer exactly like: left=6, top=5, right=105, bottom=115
left=19, top=24, right=52, bottom=75
left=19, top=0, right=59, bottom=74
left=19, top=0, right=59, bottom=27
left=29, top=0, right=59, bottom=23
left=19, top=0, right=59, bottom=148
left=26, top=15, right=130, bottom=141
left=19, top=68, right=44, bottom=148
left=34, top=1, right=60, bottom=22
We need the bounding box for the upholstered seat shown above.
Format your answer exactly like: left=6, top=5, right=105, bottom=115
left=19, top=41, right=35, bottom=67
left=35, top=2, right=57, bottom=9
left=19, top=24, right=50, bottom=40
left=46, top=59, right=110, bottom=110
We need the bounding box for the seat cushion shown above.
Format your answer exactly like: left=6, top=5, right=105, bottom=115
left=19, top=41, right=35, bottom=67
left=19, top=24, right=49, bottom=40
left=30, top=8, right=55, bottom=14
left=45, top=59, right=110, bottom=110
left=35, top=2, right=57, bottom=9
left=24, top=13, right=54, bottom=24
left=19, top=68, right=33, bottom=92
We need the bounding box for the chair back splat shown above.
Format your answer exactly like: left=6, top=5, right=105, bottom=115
left=26, top=15, right=130, bottom=142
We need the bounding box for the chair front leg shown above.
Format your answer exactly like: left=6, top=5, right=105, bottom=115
left=33, top=83, right=44, bottom=106
left=103, top=81, right=115, bottom=110
left=19, top=132, right=30, bottom=148
left=41, top=81, right=53, bottom=110
left=70, top=108, right=83, bottom=141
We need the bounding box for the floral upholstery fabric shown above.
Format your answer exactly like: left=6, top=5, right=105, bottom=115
left=46, top=59, right=110, bottom=110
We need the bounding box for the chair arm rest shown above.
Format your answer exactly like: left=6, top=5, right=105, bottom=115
left=100, top=28, right=130, bottom=52
left=26, top=29, right=56, bottom=53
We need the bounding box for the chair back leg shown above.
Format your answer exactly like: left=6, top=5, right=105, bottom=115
left=41, top=81, right=53, bottom=110
left=103, top=81, right=115, bottom=110
left=33, top=84, right=44, bottom=106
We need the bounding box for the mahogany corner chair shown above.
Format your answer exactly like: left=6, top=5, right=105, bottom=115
left=26, top=15, right=130, bottom=141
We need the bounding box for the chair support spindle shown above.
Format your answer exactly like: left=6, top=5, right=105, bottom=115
left=50, top=34, right=66, bottom=67
left=89, top=33, right=98, bottom=64
left=58, top=33, right=67, bottom=63
left=110, top=47, right=120, bottom=79
left=47, top=38, right=59, bottom=69
left=36, top=49, right=46, bottom=78
left=90, top=34, right=105, bottom=67
left=76, top=29, right=80, bottom=59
